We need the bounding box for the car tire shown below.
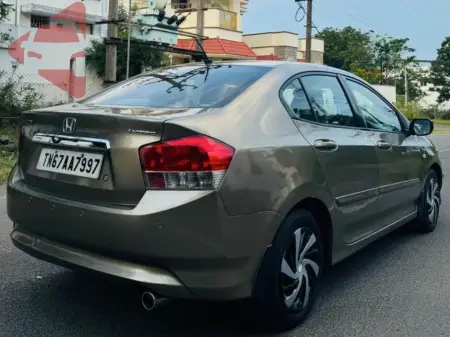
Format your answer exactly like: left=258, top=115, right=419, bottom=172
left=415, top=169, right=441, bottom=233
left=250, top=209, right=324, bottom=332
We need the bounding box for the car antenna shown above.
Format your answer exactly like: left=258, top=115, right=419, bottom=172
left=194, top=36, right=212, bottom=66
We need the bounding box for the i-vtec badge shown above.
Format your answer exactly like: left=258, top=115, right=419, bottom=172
left=63, top=117, right=76, bottom=133
left=128, top=129, right=156, bottom=135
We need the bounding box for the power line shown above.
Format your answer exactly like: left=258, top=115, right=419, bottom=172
left=312, top=22, right=321, bottom=35
left=295, top=1, right=306, bottom=22
left=315, top=0, right=378, bottom=33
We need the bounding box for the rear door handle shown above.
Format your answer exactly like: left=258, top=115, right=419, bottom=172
left=377, top=140, right=392, bottom=150
left=313, top=139, right=338, bottom=151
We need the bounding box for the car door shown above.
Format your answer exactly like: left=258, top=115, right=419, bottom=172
left=344, top=78, right=423, bottom=227
left=280, top=73, right=381, bottom=244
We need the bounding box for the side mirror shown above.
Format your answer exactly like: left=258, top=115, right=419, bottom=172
left=409, top=118, right=434, bottom=136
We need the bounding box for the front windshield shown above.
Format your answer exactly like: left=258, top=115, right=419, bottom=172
left=81, top=65, right=273, bottom=109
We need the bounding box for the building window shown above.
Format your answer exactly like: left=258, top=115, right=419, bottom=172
left=206, top=0, right=232, bottom=11
left=219, top=10, right=237, bottom=30
left=172, top=0, right=191, bottom=9
left=75, top=23, right=94, bottom=35
left=31, top=15, right=50, bottom=29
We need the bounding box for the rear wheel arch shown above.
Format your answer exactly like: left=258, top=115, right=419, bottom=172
left=250, top=199, right=332, bottom=329
left=288, top=198, right=333, bottom=267
left=252, top=196, right=333, bottom=299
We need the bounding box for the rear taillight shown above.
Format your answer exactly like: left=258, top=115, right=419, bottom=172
left=139, top=135, right=234, bottom=190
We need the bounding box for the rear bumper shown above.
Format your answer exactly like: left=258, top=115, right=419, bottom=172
left=7, top=171, right=281, bottom=300
left=11, top=230, right=192, bottom=298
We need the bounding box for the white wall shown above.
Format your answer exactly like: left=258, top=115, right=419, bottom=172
left=372, top=85, right=397, bottom=104
left=20, top=0, right=105, bottom=20
left=179, top=27, right=242, bottom=41
left=0, top=53, right=104, bottom=105
left=249, top=46, right=276, bottom=56
left=298, top=38, right=325, bottom=53
left=243, top=32, right=299, bottom=48
left=418, top=83, right=450, bottom=110
left=0, top=24, right=104, bottom=105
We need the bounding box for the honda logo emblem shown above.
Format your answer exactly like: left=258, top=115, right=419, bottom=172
left=63, top=117, right=76, bottom=133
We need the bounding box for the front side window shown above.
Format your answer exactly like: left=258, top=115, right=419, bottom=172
left=82, top=65, right=272, bottom=108
left=346, top=80, right=402, bottom=132
left=281, top=79, right=315, bottom=122
left=300, top=75, right=356, bottom=127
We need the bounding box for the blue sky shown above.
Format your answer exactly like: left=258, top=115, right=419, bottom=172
left=242, top=0, right=447, bottom=61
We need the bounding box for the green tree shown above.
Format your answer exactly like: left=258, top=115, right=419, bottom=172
left=0, top=3, right=14, bottom=43
left=318, top=26, right=424, bottom=101
left=430, top=36, right=450, bottom=103
left=371, top=36, right=425, bottom=101
left=85, top=4, right=163, bottom=82
left=0, top=3, right=42, bottom=118
left=372, top=35, right=415, bottom=84
left=316, top=26, right=374, bottom=71
left=395, top=66, right=427, bottom=102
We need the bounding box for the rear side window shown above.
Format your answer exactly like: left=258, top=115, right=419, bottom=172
left=82, top=65, right=272, bottom=108
left=281, top=79, right=316, bottom=122
left=300, top=75, right=357, bottom=127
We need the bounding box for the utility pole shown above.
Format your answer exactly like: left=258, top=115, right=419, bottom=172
left=195, top=0, right=205, bottom=51
left=404, top=66, right=408, bottom=106
left=126, top=0, right=132, bottom=79
left=105, top=0, right=119, bottom=84
left=305, top=0, right=313, bottom=63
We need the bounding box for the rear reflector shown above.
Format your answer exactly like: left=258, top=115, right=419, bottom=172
left=139, top=135, right=234, bottom=190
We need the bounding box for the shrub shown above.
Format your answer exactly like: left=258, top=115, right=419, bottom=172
left=0, top=69, right=42, bottom=119
left=395, top=101, right=420, bottom=120
left=0, top=66, right=42, bottom=182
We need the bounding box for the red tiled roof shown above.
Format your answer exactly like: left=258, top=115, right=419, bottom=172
left=256, top=54, right=279, bottom=60
left=175, top=38, right=256, bottom=58
left=297, top=59, right=306, bottom=62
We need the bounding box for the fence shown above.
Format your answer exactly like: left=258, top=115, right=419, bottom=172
left=0, top=67, right=105, bottom=107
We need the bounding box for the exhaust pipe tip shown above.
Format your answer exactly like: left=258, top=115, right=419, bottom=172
left=141, top=291, right=157, bottom=311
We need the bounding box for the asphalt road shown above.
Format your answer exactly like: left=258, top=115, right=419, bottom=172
left=2, top=136, right=450, bottom=337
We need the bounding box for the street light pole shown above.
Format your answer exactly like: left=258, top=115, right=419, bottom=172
left=126, top=0, right=132, bottom=79
left=404, top=66, right=408, bottom=107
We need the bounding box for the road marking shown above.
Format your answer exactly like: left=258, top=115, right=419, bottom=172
left=439, top=148, right=450, bottom=153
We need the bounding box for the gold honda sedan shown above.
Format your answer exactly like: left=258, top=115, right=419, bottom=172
left=7, top=61, right=442, bottom=331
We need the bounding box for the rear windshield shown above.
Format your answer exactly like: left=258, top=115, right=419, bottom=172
left=82, top=65, right=272, bottom=108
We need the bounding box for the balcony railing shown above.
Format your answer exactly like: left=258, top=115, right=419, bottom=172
left=171, top=0, right=234, bottom=12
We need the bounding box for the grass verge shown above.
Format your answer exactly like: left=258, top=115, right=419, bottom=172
left=0, top=125, right=18, bottom=183
left=0, top=152, right=15, bottom=183
left=433, top=119, right=450, bottom=126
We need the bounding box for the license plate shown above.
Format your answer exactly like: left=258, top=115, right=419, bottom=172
left=36, top=148, right=104, bottom=179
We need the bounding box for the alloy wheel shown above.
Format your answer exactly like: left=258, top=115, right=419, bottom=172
left=280, top=227, right=321, bottom=311
left=426, top=177, right=440, bottom=225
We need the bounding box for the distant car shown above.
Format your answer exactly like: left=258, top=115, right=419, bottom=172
left=7, top=61, right=443, bottom=331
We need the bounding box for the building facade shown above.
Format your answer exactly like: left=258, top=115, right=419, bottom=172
left=0, top=0, right=108, bottom=103
left=172, top=0, right=256, bottom=61
left=120, top=0, right=148, bottom=11
left=243, top=31, right=324, bottom=64
left=170, top=0, right=324, bottom=64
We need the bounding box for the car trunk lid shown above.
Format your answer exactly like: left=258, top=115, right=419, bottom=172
left=18, top=103, right=203, bottom=208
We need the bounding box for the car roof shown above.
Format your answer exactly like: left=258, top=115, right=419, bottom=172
left=168, top=60, right=362, bottom=81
